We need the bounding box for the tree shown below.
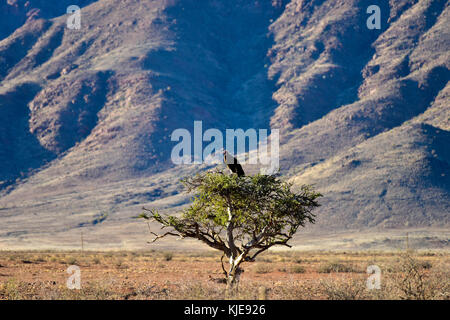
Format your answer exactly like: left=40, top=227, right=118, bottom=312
left=139, top=170, right=321, bottom=293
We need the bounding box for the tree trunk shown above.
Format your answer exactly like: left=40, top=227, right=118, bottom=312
left=226, top=264, right=242, bottom=298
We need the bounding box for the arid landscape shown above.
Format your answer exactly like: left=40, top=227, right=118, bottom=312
left=0, top=249, right=448, bottom=300
left=0, top=0, right=449, bottom=302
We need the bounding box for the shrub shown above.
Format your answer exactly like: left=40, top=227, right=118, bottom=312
left=394, top=253, right=435, bottom=300
left=318, top=261, right=356, bottom=273
left=1, top=279, right=22, bottom=300
left=291, top=266, right=306, bottom=273
left=254, top=264, right=272, bottom=274
left=163, top=252, right=173, bottom=261
left=320, top=278, right=366, bottom=300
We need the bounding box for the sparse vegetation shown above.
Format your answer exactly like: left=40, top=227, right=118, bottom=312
left=0, top=250, right=447, bottom=300
left=1, top=279, right=22, bottom=300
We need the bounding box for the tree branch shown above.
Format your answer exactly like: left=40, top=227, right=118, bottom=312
left=147, top=231, right=181, bottom=243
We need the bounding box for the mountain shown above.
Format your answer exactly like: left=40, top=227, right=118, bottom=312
left=0, top=0, right=448, bottom=250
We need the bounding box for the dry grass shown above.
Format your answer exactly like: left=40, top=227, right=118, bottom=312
left=0, top=250, right=448, bottom=300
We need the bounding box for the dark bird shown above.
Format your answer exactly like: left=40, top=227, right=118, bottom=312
left=223, top=150, right=245, bottom=177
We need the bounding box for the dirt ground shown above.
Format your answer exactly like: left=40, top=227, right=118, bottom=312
left=0, top=250, right=448, bottom=300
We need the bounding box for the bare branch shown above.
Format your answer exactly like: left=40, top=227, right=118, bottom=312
left=147, top=231, right=181, bottom=243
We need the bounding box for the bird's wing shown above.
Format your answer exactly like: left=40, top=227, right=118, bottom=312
left=236, top=163, right=245, bottom=177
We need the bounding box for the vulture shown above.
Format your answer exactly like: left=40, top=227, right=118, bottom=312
left=223, top=150, right=245, bottom=177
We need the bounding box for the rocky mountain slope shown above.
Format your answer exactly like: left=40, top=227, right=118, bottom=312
left=0, top=0, right=448, bottom=249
